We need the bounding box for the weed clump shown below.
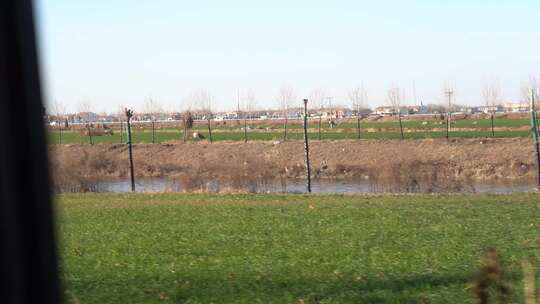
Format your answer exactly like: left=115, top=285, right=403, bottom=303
left=472, top=248, right=511, bottom=304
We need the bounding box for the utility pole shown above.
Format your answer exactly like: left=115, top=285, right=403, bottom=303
left=327, top=96, right=333, bottom=128
left=125, top=108, right=136, bottom=192
left=86, top=123, right=93, bottom=145
left=302, top=99, right=312, bottom=193
left=58, top=123, right=63, bottom=144
left=444, top=90, right=453, bottom=140
left=530, top=90, right=540, bottom=190
left=151, top=117, right=156, bottom=144
left=119, top=119, right=124, bottom=143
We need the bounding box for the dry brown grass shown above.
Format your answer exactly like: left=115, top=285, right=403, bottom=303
left=49, top=138, right=536, bottom=192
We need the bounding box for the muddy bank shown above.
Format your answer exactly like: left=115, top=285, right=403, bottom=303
left=49, top=138, right=536, bottom=191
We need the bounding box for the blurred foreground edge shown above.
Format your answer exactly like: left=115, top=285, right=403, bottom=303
left=0, top=1, right=60, bottom=304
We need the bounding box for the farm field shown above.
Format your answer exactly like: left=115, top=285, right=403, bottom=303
left=58, top=193, right=540, bottom=303
left=47, top=129, right=531, bottom=144
left=47, top=117, right=536, bottom=144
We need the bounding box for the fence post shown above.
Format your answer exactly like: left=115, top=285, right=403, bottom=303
left=445, top=113, right=450, bottom=140
left=530, top=90, right=540, bottom=190
left=207, top=118, right=213, bottom=143
left=318, top=116, right=322, bottom=140
left=125, top=109, right=136, bottom=192
left=398, top=114, right=404, bottom=140
left=357, top=112, right=361, bottom=140
left=86, top=123, right=93, bottom=145
left=151, top=119, right=155, bottom=144
left=490, top=112, right=495, bottom=137
left=303, top=99, right=312, bottom=193
left=283, top=115, right=288, bottom=141
left=244, top=112, right=248, bottom=143
left=182, top=116, right=187, bottom=142
left=119, top=120, right=124, bottom=143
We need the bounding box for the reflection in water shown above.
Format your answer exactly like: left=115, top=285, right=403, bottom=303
left=80, top=177, right=535, bottom=194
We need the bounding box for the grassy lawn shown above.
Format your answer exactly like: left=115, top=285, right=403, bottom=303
left=58, top=193, right=540, bottom=303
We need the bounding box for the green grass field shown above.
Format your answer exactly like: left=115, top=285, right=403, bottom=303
left=47, top=117, right=536, bottom=144
left=48, top=129, right=531, bottom=144
left=58, top=193, right=540, bottom=303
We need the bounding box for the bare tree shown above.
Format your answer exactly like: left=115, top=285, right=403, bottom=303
left=387, top=84, right=404, bottom=139
left=521, top=77, right=540, bottom=106
left=442, top=82, right=455, bottom=140
left=192, top=89, right=214, bottom=143
left=242, top=89, right=257, bottom=143
left=277, top=85, right=295, bottom=141
left=143, top=97, right=164, bottom=144
left=180, top=97, right=194, bottom=143
left=310, top=88, right=326, bottom=140
left=482, top=79, right=501, bottom=137
left=521, top=77, right=540, bottom=139
left=78, top=101, right=94, bottom=145
left=349, top=85, right=368, bottom=140
left=52, top=100, right=67, bottom=144
left=116, top=104, right=126, bottom=143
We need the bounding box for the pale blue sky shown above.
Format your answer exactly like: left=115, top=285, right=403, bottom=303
left=36, top=0, right=540, bottom=113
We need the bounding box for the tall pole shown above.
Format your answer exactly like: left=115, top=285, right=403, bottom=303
left=283, top=104, right=288, bottom=141
left=530, top=90, right=540, bottom=189
left=125, top=109, right=136, bottom=192
left=86, top=123, right=93, bottom=145
left=119, top=120, right=124, bottom=143
left=490, top=112, right=495, bottom=137
left=207, top=117, right=213, bottom=143
left=357, top=111, right=361, bottom=139
left=182, top=114, right=188, bottom=142
left=445, top=90, right=453, bottom=140
left=244, top=111, right=248, bottom=143
left=398, top=113, right=404, bottom=140
left=151, top=119, right=155, bottom=144
left=303, top=99, right=312, bottom=193
left=318, top=115, right=322, bottom=140
left=327, top=96, right=333, bottom=128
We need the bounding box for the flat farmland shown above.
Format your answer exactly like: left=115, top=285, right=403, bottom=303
left=58, top=193, right=540, bottom=303
left=47, top=117, right=534, bottom=144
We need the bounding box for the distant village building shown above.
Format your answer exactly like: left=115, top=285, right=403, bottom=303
left=405, top=104, right=429, bottom=115
left=503, top=102, right=529, bottom=112
left=477, top=105, right=504, bottom=113
left=75, top=112, right=99, bottom=123
left=374, top=106, right=397, bottom=115
left=374, top=106, right=410, bottom=116
left=214, top=111, right=240, bottom=121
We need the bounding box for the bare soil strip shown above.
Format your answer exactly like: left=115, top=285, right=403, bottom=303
left=50, top=138, right=535, bottom=189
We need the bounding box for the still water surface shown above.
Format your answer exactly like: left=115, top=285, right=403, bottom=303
left=85, top=178, right=535, bottom=194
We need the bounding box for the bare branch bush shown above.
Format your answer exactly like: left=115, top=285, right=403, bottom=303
left=242, top=89, right=257, bottom=142
left=482, top=79, right=501, bottom=137
left=387, top=84, right=404, bottom=139
left=349, top=85, right=368, bottom=139
left=192, top=89, right=214, bottom=143
left=521, top=76, right=540, bottom=109
left=143, top=97, right=164, bottom=143
left=277, top=85, right=295, bottom=141
left=78, top=101, right=94, bottom=144
left=310, top=88, right=326, bottom=140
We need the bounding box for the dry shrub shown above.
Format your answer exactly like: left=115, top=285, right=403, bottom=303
left=49, top=150, right=97, bottom=193
left=472, top=248, right=511, bottom=304
left=175, top=154, right=277, bottom=193
left=354, top=160, right=471, bottom=193
left=49, top=148, right=119, bottom=192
